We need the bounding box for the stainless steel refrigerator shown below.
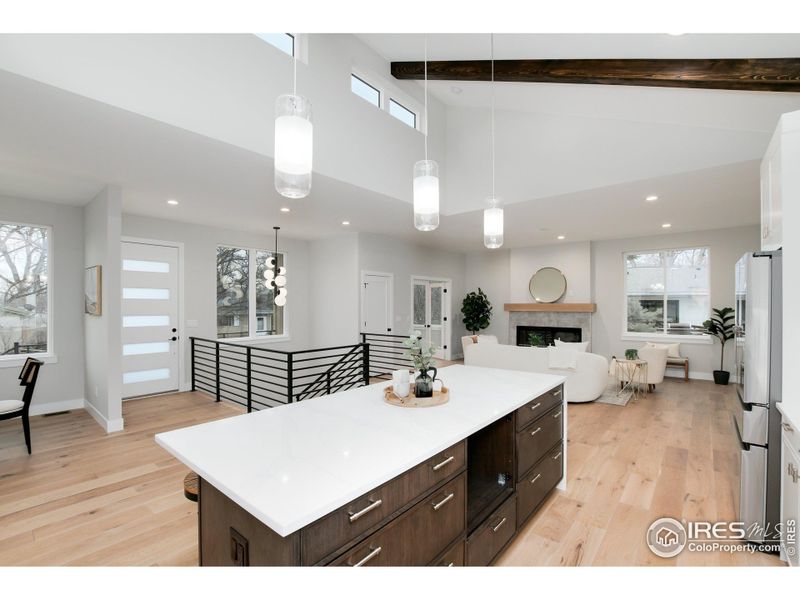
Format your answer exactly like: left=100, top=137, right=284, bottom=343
left=733, top=250, right=782, bottom=544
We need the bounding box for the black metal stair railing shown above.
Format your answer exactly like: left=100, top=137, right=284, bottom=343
left=360, top=332, right=417, bottom=381
left=190, top=337, right=370, bottom=412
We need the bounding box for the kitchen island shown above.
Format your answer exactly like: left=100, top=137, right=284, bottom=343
left=156, top=364, right=567, bottom=566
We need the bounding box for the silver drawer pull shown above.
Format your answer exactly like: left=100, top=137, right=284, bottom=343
left=491, top=517, right=507, bottom=533
left=432, top=492, right=455, bottom=511
left=784, top=423, right=795, bottom=432
left=553, top=389, right=562, bottom=397
left=432, top=455, right=455, bottom=471
left=552, top=451, right=562, bottom=460
left=552, top=410, right=562, bottom=418
left=530, top=427, right=542, bottom=437
left=348, top=498, right=383, bottom=522
left=353, top=546, right=382, bottom=566
left=530, top=473, right=542, bottom=484
left=529, top=402, right=542, bottom=411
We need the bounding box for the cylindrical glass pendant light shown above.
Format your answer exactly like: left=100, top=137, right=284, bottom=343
left=274, top=36, right=312, bottom=199
left=484, top=197, right=504, bottom=249
left=275, top=94, right=312, bottom=198
left=413, top=159, right=440, bottom=231
left=413, top=36, right=440, bottom=231
left=483, top=34, right=504, bottom=249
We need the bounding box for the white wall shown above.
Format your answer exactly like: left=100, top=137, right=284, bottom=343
left=308, top=234, right=360, bottom=348
left=83, top=186, right=123, bottom=432
left=357, top=233, right=468, bottom=356
left=0, top=34, right=446, bottom=208
left=509, top=242, right=592, bottom=303
left=463, top=249, right=510, bottom=343
left=0, top=196, right=86, bottom=415
left=121, top=214, right=312, bottom=388
left=591, top=225, right=759, bottom=378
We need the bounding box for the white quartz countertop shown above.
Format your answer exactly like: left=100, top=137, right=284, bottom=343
left=155, top=364, right=565, bottom=537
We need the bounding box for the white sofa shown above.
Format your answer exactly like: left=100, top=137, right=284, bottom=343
left=463, top=342, right=609, bottom=403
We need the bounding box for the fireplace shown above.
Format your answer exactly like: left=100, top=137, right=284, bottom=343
left=516, top=325, right=582, bottom=347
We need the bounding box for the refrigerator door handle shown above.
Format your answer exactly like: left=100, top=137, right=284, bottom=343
left=733, top=414, right=749, bottom=451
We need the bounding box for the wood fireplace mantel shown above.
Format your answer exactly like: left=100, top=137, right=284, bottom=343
left=504, top=303, right=596, bottom=313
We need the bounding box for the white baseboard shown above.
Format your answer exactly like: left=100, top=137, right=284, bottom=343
left=665, top=368, right=739, bottom=383
left=29, top=397, right=85, bottom=417
left=84, top=400, right=125, bottom=433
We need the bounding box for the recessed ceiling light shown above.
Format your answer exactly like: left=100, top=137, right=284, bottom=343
left=280, top=207, right=290, bottom=213
left=645, top=195, right=658, bottom=202
left=451, top=86, right=463, bottom=94
left=557, top=235, right=565, bottom=240
left=667, top=32, right=684, bottom=36
left=662, top=223, right=672, bottom=228
left=341, top=220, right=350, bottom=226
left=167, top=199, right=179, bottom=205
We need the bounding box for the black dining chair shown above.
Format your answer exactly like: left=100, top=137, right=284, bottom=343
left=0, top=357, right=43, bottom=454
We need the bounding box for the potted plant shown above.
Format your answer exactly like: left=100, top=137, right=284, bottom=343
left=461, top=288, right=492, bottom=335
left=402, top=333, right=438, bottom=398
left=703, top=306, right=735, bottom=385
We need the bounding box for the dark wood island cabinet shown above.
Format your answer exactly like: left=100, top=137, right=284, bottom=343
left=156, top=365, right=566, bottom=567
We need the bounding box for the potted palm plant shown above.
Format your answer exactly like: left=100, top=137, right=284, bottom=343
left=703, top=307, right=735, bottom=385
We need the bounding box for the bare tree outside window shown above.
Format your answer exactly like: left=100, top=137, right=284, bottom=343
left=216, top=246, right=285, bottom=339
left=0, top=223, right=49, bottom=355
left=217, top=246, right=249, bottom=338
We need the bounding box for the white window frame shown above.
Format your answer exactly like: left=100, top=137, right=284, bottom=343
left=350, top=73, right=382, bottom=109
left=388, top=98, right=417, bottom=129
left=350, top=66, right=424, bottom=133
left=622, top=246, right=712, bottom=344
left=216, top=244, right=290, bottom=344
left=0, top=220, right=56, bottom=368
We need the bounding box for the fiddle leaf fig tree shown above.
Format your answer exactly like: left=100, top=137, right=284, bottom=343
left=461, top=288, right=493, bottom=335
left=703, top=306, right=735, bottom=372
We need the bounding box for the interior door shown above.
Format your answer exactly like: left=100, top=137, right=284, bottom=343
left=412, top=279, right=447, bottom=360
left=362, top=274, right=392, bottom=333
left=429, top=282, right=445, bottom=357
left=121, top=241, right=180, bottom=398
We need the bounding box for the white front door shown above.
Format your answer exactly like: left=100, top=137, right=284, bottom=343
left=121, top=241, right=180, bottom=398
left=361, top=274, right=392, bottom=333
left=412, top=279, right=448, bottom=360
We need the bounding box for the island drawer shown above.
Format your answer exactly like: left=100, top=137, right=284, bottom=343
left=465, top=494, right=516, bottom=566
left=431, top=538, right=465, bottom=566
left=517, top=442, right=563, bottom=527
left=331, top=473, right=466, bottom=566
left=516, top=404, right=563, bottom=477
left=302, top=440, right=466, bottom=565
left=515, top=385, right=563, bottom=431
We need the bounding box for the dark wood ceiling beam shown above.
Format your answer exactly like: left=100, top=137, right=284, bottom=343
left=390, top=58, right=800, bottom=92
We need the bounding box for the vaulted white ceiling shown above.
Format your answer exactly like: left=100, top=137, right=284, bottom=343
left=1, top=33, right=799, bottom=251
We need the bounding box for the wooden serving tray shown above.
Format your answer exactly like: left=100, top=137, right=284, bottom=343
left=384, top=385, right=450, bottom=408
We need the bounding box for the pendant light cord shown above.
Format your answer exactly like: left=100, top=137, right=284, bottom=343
left=293, top=34, right=297, bottom=96
left=490, top=33, right=495, bottom=201
left=424, top=35, right=428, bottom=162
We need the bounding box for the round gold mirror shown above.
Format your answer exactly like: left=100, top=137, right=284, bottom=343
left=528, top=267, right=567, bottom=303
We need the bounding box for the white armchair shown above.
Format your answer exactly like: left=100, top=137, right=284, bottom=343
left=636, top=345, right=668, bottom=390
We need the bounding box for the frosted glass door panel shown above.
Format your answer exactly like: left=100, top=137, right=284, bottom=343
left=122, top=241, right=180, bottom=398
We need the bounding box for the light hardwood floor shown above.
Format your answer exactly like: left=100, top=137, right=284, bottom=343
left=0, top=378, right=783, bottom=566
